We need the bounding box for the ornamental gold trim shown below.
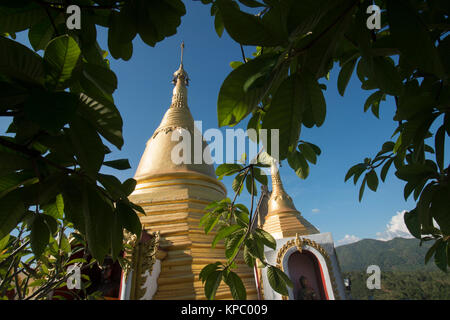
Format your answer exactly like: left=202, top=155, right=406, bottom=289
left=124, top=231, right=161, bottom=300
left=276, top=234, right=341, bottom=300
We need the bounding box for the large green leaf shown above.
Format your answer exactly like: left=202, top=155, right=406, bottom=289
left=0, top=36, right=44, bottom=84
left=67, top=115, right=105, bottom=178
left=28, top=13, right=64, bottom=51
left=212, top=224, right=242, bottom=248
left=262, top=74, right=303, bottom=160
left=0, top=3, right=45, bottom=33
left=117, top=200, right=142, bottom=238
left=82, top=182, right=113, bottom=263
left=77, top=93, right=124, bottom=149
left=44, top=35, right=81, bottom=88
left=217, top=0, right=286, bottom=46
left=24, top=90, right=78, bottom=133
left=337, top=57, right=357, bottom=96
left=223, top=270, right=247, bottom=300
left=371, top=56, right=403, bottom=96
left=267, top=266, right=293, bottom=296
left=218, top=53, right=278, bottom=127
left=0, top=188, right=26, bottom=239
left=287, top=150, right=309, bottom=179
left=387, top=0, right=444, bottom=78
left=205, top=270, right=223, bottom=300
left=30, top=214, right=50, bottom=257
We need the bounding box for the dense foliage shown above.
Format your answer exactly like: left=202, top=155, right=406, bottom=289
left=200, top=0, right=449, bottom=277
left=0, top=0, right=186, bottom=298
left=344, top=271, right=450, bottom=300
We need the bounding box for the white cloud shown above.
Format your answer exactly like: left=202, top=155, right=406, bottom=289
left=311, top=208, right=320, bottom=213
left=336, top=234, right=361, bottom=246
left=375, top=210, right=414, bottom=241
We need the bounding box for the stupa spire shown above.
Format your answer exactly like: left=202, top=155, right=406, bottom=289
left=262, top=160, right=319, bottom=239
left=170, top=42, right=189, bottom=109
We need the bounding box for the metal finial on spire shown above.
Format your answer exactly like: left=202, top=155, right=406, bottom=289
left=172, top=41, right=189, bottom=86
left=180, top=41, right=184, bottom=66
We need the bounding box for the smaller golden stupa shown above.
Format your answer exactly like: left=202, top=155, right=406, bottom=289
left=262, top=161, right=319, bottom=239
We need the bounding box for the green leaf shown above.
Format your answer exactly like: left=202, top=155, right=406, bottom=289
left=111, top=210, right=123, bottom=260
left=24, top=90, right=78, bottom=133
left=28, top=13, right=63, bottom=51
left=218, top=53, right=278, bottom=127
left=434, top=240, right=448, bottom=272
left=223, top=270, right=247, bottom=300
left=262, top=74, right=303, bottom=160
left=214, top=11, right=224, bottom=37
left=217, top=0, right=286, bottom=46
left=243, top=244, right=255, bottom=268
left=0, top=36, right=44, bottom=84
left=287, top=151, right=309, bottom=179
left=99, top=174, right=126, bottom=200
left=366, top=170, right=378, bottom=192
left=359, top=175, right=367, bottom=202
left=267, top=266, right=293, bottom=296
left=435, top=125, right=445, bottom=172
left=117, top=200, right=142, bottom=239
left=0, top=189, right=26, bottom=239
left=364, top=91, right=384, bottom=118
left=205, top=270, right=223, bottom=300
left=44, top=35, right=81, bottom=88
left=83, top=63, right=118, bottom=95
left=68, top=115, right=105, bottom=178
left=103, top=159, right=131, bottom=171
left=31, top=214, right=50, bottom=257
left=371, top=56, right=403, bottom=96
left=387, top=0, right=444, bottom=78
left=345, top=163, right=365, bottom=182
left=404, top=209, right=421, bottom=239
left=81, top=182, right=113, bottom=263
left=122, top=178, right=137, bottom=196
left=245, top=175, right=256, bottom=196
left=77, top=93, right=124, bottom=149
left=337, top=58, right=357, bottom=96
left=225, top=229, right=245, bottom=259
left=212, top=224, right=242, bottom=248
left=0, top=234, right=10, bottom=253
left=304, top=73, right=326, bottom=127
left=0, top=3, right=45, bottom=33
left=42, top=194, right=64, bottom=220
left=199, top=262, right=221, bottom=283
left=232, top=173, right=246, bottom=194
left=380, top=157, right=394, bottom=182
left=254, top=228, right=276, bottom=250
left=299, top=143, right=317, bottom=164
left=424, top=239, right=440, bottom=265
left=215, top=163, right=243, bottom=178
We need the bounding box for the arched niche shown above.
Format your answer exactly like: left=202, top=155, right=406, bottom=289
left=276, top=236, right=340, bottom=300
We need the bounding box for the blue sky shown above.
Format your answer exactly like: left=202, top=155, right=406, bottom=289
left=1, top=1, right=448, bottom=246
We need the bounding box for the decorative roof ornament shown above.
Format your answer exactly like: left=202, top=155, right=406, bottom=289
left=172, top=41, right=189, bottom=86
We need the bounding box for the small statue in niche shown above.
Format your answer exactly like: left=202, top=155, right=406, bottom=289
left=296, top=275, right=317, bottom=300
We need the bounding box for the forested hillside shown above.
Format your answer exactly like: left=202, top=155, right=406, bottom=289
left=336, top=238, right=449, bottom=300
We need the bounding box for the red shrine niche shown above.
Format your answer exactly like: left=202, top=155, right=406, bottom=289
left=287, top=250, right=327, bottom=300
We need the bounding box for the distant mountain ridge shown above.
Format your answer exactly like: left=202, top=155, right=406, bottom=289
left=335, top=237, right=438, bottom=272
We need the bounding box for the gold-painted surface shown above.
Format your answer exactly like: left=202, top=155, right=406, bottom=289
left=263, top=162, right=319, bottom=238
left=125, top=232, right=161, bottom=300
left=275, top=235, right=340, bottom=300
left=128, top=53, right=256, bottom=299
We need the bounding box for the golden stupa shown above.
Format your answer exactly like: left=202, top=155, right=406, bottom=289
left=262, top=161, right=319, bottom=239
left=127, top=44, right=257, bottom=300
